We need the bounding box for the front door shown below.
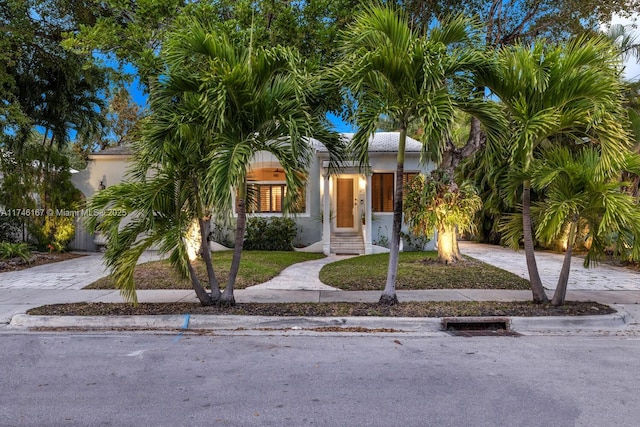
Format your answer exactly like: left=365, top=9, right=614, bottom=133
left=336, top=178, right=354, bottom=229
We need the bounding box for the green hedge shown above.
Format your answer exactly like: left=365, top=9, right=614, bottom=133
left=244, top=217, right=297, bottom=251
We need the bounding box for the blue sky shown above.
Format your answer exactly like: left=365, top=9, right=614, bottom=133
left=326, top=113, right=356, bottom=133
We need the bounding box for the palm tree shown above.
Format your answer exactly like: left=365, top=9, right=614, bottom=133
left=332, top=4, right=502, bottom=304
left=605, top=23, right=640, bottom=66
left=87, top=164, right=216, bottom=305
left=530, top=146, right=640, bottom=305
left=477, top=35, right=632, bottom=303
left=605, top=24, right=640, bottom=197
left=88, top=19, right=343, bottom=305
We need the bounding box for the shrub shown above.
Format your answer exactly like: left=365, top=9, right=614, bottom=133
left=1, top=144, right=82, bottom=252
left=208, top=221, right=235, bottom=248
left=400, top=231, right=431, bottom=251
left=243, top=217, right=297, bottom=251
left=0, top=242, right=31, bottom=261
left=0, top=216, right=22, bottom=243
left=29, top=216, right=76, bottom=252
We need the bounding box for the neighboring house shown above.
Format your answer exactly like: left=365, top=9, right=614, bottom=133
left=70, top=145, right=132, bottom=251
left=70, top=132, right=436, bottom=254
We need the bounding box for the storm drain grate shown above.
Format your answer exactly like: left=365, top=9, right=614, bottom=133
left=442, top=317, right=521, bottom=337
left=446, top=329, right=521, bottom=337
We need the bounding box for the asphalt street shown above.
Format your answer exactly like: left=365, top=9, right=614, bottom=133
left=1, top=332, right=639, bottom=427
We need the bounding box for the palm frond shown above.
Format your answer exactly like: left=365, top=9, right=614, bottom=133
left=498, top=212, right=524, bottom=250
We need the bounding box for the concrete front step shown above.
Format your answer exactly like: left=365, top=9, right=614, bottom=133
left=330, top=233, right=364, bottom=255
left=331, top=248, right=364, bottom=255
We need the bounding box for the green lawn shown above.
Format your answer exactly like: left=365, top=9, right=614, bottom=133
left=85, top=251, right=325, bottom=290
left=319, top=251, right=531, bottom=290
left=86, top=250, right=531, bottom=291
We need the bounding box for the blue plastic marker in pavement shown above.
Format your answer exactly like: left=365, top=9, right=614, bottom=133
left=172, top=313, right=191, bottom=343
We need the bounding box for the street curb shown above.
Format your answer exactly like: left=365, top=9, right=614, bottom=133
left=9, top=314, right=187, bottom=330
left=8, top=314, right=444, bottom=332
left=511, top=309, right=630, bottom=331
left=188, top=315, right=443, bottom=331
left=8, top=309, right=631, bottom=333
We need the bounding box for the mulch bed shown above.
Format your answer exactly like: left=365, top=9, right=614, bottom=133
left=27, top=300, right=616, bottom=317
left=0, top=252, right=86, bottom=272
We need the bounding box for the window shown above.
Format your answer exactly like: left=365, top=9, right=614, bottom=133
left=246, top=183, right=305, bottom=213
left=242, top=167, right=306, bottom=214
left=371, top=172, right=419, bottom=212
left=372, top=173, right=394, bottom=212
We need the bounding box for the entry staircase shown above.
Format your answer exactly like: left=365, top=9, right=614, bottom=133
left=330, top=232, right=365, bottom=255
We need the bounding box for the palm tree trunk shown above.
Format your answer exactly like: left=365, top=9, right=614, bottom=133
left=522, top=180, right=549, bottom=303
left=186, top=258, right=213, bottom=305
left=222, top=177, right=247, bottom=305
left=552, top=220, right=577, bottom=306
left=198, top=217, right=220, bottom=300
left=437, top=224, right=462, bottom=264
left=380, top=127, right=406, bottom=305
left=192, top=179, right=220, bottom=300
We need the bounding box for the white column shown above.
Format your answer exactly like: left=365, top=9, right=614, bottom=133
left=364, top=173, right=373, bottom=254
left=322, top=174, right=331, bottom=255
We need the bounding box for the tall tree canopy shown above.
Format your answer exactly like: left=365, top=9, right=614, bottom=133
left=0, top=0, right=109, bottom=148
left=399, top=0, right=640, bottom=46
left=1, top=0, right=110, bottom=151
left=400, top=0, right=640, bottom=191
left=63, top=0, right=362, bottom=90
left=1, top=0, right=110, bottom=250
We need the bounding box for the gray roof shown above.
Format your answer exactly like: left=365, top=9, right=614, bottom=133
left=348, top=132, right=423, bottom=152
left=312, top=132, right=423, bottom=153
left=90, top=133, right=422, bottom=157
left=90, top=145, right=132, bottom=156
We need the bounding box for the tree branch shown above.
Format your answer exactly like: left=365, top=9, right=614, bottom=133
left=439, top=116, right=485, bottom=177
left=500, top=0, right=543, bottom=45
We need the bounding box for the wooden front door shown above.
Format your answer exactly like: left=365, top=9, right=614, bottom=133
left=336, top=178, right=354, bottom=228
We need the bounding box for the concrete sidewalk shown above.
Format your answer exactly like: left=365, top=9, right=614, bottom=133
left=2, top=243, right=640, bottom=333
left=0, top=251, right=162, bottom=290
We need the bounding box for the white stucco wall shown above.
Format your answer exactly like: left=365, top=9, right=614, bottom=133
left=70, top=153, right=131, bottom=250
left=70, top=134, right=437, bottom=252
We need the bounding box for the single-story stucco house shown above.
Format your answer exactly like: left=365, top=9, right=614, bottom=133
left=70, top=132, right=436, bottom=254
